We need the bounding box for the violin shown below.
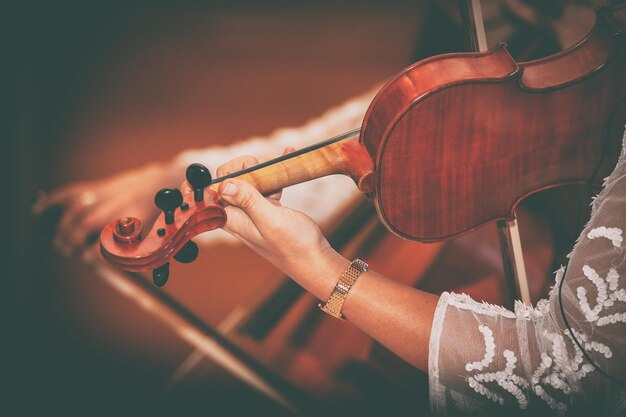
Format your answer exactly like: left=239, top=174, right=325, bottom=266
left=100, top=4, right=626, bottom=288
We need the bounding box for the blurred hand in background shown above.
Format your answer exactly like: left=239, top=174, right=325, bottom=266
left=34, top=160, right=182, bottom=255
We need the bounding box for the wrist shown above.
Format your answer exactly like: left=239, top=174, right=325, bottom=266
left=317, top=246, right=351, bottom=300
left=286, top=244, right=350, bottom=302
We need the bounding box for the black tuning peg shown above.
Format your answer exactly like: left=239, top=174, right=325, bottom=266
left=186, top=163, right=212, bottom=202
left=154, top=188, right=183, bottom=224
left=152, top=263, right=170, bottom=287
left=174, top=240, right=199, bottom=263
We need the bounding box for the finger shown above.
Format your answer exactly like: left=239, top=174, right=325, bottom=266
left=267, top=191, right=282, bottom=201
left=81, top=244, right=101, bottom=264
left=216, top=155, right=259, bottom=177
left=218, top=179, right=278, bottom=233
left=57, top=198, right=116, bottom=249
left=180, top=180, right=193, bottom=195
left=66, top=225, right=92, bottom=250
left=55, top=203, right=88, bottom=247
left=221, top=205, right=262, bottom=242
left=53, top=236, right=72, bottom=257
left=33, top=183, right=85, bottom=214
left=65, top=205, right=114, bottom=249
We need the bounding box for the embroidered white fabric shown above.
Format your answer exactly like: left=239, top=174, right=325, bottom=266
left=173, top=86, right=625, bottom=414
left=175, top=88, right=379, bottom=245
left=429, top=126, right=626, bottom=416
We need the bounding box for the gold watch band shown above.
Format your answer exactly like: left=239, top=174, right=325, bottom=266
left=319, top=259, right=368, bottom=321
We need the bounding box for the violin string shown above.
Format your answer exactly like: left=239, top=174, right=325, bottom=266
left=557, top=117, right=626, bottom=389
left=210, top=127, right=361, bottom=185
left=165, top=127, right=362, bottom=386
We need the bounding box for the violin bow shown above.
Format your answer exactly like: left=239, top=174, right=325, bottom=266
left=458, top=0, right=532, bottom=306
left=167, top=197, right=376, bottom=386
left=91, top=254, right=313, bottom=413
left=37, top=201, right=307, bottom=415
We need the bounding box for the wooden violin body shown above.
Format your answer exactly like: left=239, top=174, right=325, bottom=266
left=100, top=5, right=626, bottom=281
left=364, top=5, right=626, bottom=241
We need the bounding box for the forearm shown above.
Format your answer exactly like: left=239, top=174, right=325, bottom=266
left=213, top=144, right=438, bottom=374
left=287, top=247, right=438, bottom=374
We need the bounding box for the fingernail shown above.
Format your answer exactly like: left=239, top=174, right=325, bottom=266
left=222, top=183, right=237, bottom=196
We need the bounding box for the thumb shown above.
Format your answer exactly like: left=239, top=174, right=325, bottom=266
left=218, top=179, right=277, bottom=229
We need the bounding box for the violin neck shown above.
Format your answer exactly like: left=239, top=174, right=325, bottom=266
left=209, top=128, right=375, bottom=196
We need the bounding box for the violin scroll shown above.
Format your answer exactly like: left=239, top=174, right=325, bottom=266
left=100, top=163, right=226, bottom=287
left=112, top=217, right=143, bottom=244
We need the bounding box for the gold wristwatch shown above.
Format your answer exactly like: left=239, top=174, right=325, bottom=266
left=319, top=259, right=368, bottom=321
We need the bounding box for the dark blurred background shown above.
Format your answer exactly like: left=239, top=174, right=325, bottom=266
left=8, top=0, right=611, bottom=415
left=8, top=1, right=426, bottom=415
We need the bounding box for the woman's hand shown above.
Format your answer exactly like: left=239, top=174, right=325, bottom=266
left=34, top=161, right=181, bottom=255
left=211, top=149, right=349, bottom=300
left=212, top=151, right=436, bottom=373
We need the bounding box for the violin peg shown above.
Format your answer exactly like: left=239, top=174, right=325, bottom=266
left=154, top=188, right=183, bottom=224
left=152, top=263, right=170, bottom=287
left=186, top=163, right=212, bottom=202
left=173, top=240, right=199, bottom=264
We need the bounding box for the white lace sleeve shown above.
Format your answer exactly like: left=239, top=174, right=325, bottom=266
left=175, top=88, right=378, bottom=245
left=429, top=128, right=626, bottom=416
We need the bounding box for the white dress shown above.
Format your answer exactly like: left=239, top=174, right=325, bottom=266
left=176, top=91, right=626, bottom=415
left=429, top=127, right=626, bottom=416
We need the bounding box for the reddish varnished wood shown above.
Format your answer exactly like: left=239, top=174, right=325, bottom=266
left=100, top=134, right=374, bottom=272
left=112, top=217, right=143, bottom=244
left=100, top=5, right=625, bottom=273
left=363, top=5, right=626, bottom=241
left=100, top=189, right=226, bottom=271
